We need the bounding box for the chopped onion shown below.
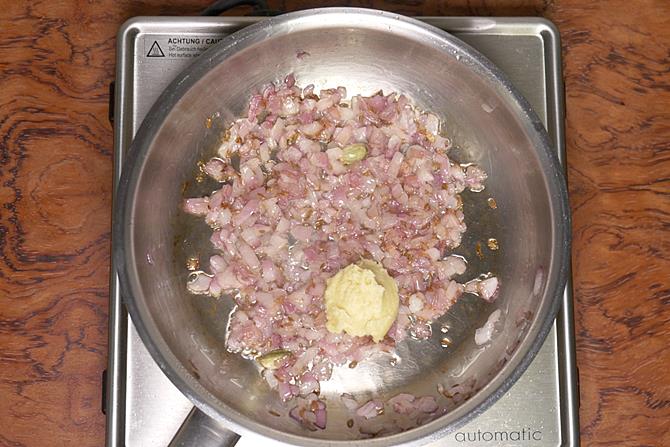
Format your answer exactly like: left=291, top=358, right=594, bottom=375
left=356, top=400, right=384, bottom=419
left=480, top=277, right=499, bottom=301
left=475, top=309, right=502, bottom=345
left=416, top=395, right=438, bottom=413
left=182, top=75, right=494, bottom=430
left=186, top=272, right=211, bottom=294
left=238, top=241, right=260, bottom=270
left=408, top=294, right=425, bottom=313
left=183, top=198, right=209, bottom=216
left=388, top=393, right=416, bottom=415
left=465, top=276, right=500, bottom=302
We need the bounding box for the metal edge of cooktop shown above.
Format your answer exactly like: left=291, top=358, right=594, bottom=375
left=106, top=16, right=578, bottom=447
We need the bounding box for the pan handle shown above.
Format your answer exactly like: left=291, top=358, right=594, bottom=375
left=169, top=407, right=241, bottom=447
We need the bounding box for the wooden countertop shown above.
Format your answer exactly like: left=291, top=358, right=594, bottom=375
left=0, top=1, right=668, bottom=446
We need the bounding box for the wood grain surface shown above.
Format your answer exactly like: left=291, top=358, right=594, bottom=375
left=0, top=0, right=668, bottom=446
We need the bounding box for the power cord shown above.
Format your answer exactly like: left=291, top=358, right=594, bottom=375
left=201, top=0, right=280, bottom=16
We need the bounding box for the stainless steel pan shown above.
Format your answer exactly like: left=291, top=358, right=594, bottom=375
left=114, top=8, right=570, bottom=446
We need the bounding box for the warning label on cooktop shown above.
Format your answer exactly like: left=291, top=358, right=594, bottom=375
left=143, top=35, right=225, bottom=59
